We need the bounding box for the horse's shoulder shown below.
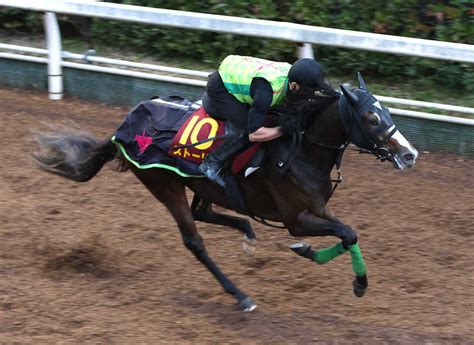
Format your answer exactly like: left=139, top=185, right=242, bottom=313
left=262, top=132, right=300, bottom=176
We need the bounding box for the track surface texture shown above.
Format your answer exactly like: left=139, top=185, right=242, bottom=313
left=0, top=87, right=473, bottom=344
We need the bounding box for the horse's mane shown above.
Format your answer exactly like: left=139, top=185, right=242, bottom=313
left=275, top=85, right=341, bottom=134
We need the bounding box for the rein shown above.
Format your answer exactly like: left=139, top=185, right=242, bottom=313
left=303, top=131, right=350, bottom=199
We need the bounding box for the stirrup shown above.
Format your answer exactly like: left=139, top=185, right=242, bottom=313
left=204, top=170, right=226, bottom=187
left=199, top=162, right=226, bottom=187
left=208, top=174, right=225, bottom=188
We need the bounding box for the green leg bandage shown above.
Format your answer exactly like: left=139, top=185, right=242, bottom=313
left=313, top=242, right=347, bottom=264
left=348, top=243, right=367, bottom=277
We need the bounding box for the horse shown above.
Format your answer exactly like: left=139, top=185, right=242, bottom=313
left=33, top=73, right=418, bottom=312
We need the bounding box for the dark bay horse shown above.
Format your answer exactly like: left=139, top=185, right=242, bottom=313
left=34, top=73, right=418, bottom=312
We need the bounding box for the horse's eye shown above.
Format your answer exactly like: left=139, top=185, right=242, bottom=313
left=368, top=113, right=381, bottom=126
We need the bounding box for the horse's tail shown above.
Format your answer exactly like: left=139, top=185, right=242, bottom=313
left=33, top=124, right=118, bottom=182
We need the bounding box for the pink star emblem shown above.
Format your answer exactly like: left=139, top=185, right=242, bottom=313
left=135, top=130, right=153, bottom=154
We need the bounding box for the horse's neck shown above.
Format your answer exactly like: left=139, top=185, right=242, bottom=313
left=299, top=100, right=347, bottom=175
left=309, top=101, right=347, bottom=146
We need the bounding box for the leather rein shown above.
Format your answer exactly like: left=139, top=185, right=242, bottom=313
left=302, top=131, right=349, bottom=199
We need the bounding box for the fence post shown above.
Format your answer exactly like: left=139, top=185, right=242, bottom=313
left=44, top=12, right=63, bottom=100
left=297, top=43, right=314, bottom=59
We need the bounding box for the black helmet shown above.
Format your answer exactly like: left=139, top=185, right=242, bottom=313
left=288, top=58, right=327, bottom=89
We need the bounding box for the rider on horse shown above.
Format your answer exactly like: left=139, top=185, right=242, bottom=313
left=199, top=55, right=331, bottom=187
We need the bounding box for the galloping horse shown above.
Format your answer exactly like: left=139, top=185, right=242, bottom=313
left=34, top=73, right=418, bottom=312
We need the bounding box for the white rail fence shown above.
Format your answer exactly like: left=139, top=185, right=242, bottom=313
left=0, top=0, right=473, bottom=125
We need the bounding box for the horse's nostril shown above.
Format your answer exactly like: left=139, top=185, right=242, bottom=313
left=404, top=153, right=414, bottom=162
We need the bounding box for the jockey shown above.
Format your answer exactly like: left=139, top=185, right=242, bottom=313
left=199, top=55, right=329, bottom=187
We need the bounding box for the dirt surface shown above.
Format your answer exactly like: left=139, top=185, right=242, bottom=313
left=0, top=87, right=473, bottom=344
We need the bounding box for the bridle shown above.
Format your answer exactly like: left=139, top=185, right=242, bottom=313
left=339, top=89, right=399, bottom=159
left=302, top=92, right=398, bottom=198
left=354, top=115, right=398, bottom=163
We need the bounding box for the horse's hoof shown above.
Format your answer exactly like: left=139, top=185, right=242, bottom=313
left=352, top=275, right=368, bottom=297
left=242, top=235, right=257, bottom=256
left=289, top=243, right=313, bottom=259
left=239, top=296, right=257, bottom=312
left=242, top=241, right=256, bottom=256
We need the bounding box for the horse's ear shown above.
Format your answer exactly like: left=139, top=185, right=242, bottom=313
left=340, top=84, right=359, bottom=107
left=357, top=72, right=367, bottom=90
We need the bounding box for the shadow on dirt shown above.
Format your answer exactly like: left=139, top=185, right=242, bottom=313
left=41, top=238, right=118, bottom=279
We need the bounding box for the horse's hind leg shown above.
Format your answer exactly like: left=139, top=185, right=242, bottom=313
left=191, top=196, right=255, bottom=239
left=191, top=196, right=257, bottom=253
left=132, top=168, right=256, bottom=311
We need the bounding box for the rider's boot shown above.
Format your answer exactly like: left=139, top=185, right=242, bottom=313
left=199, top=130, right=248, bottom=187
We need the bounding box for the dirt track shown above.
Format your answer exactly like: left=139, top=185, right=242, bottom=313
left=0, top=87, right=473, bottom=344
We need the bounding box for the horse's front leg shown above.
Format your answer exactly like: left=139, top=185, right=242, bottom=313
left=287, top=210, right=368, bottom=297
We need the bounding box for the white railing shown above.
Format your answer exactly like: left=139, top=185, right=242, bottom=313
left=1, top=0, right=473, bottom=62
left=0, top=0, right=473, bottom=125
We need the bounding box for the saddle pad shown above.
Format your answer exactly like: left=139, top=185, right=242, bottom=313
left=112, top=96, right=209, bottom=177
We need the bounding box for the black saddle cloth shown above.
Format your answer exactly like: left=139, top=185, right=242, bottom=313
left=113, top=96, right=204, bottom=177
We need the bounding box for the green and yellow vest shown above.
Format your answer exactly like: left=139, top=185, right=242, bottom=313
left=218, top=55, right=290, bottom=107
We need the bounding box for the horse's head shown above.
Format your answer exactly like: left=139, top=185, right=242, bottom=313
left=339, top=73, right=418, bottom=170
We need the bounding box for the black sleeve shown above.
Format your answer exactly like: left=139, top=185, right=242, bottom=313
left=247, top=78, right=273, bottom=133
